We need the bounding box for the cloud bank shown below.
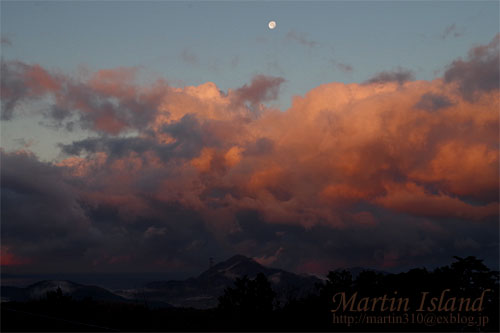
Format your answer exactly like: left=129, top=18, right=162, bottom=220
left=1, top=35, right=498, bottom=275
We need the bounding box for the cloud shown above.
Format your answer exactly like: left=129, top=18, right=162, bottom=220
left=1, top=246, right=31, bottom=266
left=364, top=67, right=415, bottom=85
left=232, top=75, right=285, bottom=107
left=286, top=30, right=318, bottom=48
left=0, top=62, right=284, bottom=134
left=441, top=24, right=463, bottom=40
left=444, top=34, right=500, bottom=101
left=374, top=182, right=498, bottom=221
left=0, top=150, right=96, bottom=270
left=0, top=61, right=60, bottom=120
left=254, top=247, right=284, bottom=266
left=0, top=62, right=166, bottom=132
left=59, top=114, right=215, bottom=163
left=414, top=92, right=453, bottom=111
left=0, top=149, right=226, bottom=274
left=13, top=138, right=35, bottom=149
left=1, top=36, right=499, bottom=274
left=330, top=59, right=354, bottom=73
left=336, top=62, right=353, bottom=73
left=60, top=136, right=157, bottom=157
left=50, top=72, right=498, bottom=270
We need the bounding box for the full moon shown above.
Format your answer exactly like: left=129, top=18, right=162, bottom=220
left=268, top=21, right=276, bottom=30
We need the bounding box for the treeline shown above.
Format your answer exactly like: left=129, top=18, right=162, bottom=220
left=217, top=256, right=499, bottom=331
left=1, top=256, right=498, bottom=331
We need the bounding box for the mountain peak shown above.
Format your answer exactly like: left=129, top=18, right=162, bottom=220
left=28, top=280, right=80, bottom=290
left=211, top=254, right=261, bottom=271
left=145, top=254, right=323, bottom=309
left=197, top=254, right=265, bottom=281
left=224, top=254, right=255, bottom=265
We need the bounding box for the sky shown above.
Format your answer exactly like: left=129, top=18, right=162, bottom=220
left=1, top=1, right=499, bottom=278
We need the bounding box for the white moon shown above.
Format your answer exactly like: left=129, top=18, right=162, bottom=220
left=268, top=21, right=276, bottom=30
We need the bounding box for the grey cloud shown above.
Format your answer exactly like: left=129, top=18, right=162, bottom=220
left=59, top=81, right=161, bottom=134
left=414, top=93, right=453, bottom=111
left=60, top=136, right=156, bottom=157
left=0, top=151, right=97, bottom=269
left=1, top=61, right=36, bottom=120
left=222, top=206, right=498, bottom=275
left=441, top=24, right=463, bottom=40
left=336, top=63, right=353, bottom=73
left=160, top=114, right=208, bottom=157
left=364, top=68, right=415, bottom=85
left=444, top=34, right=499, bottom=101
left=286, top=30, right=318, bottom=48
left=233, top=75, right=285, bottom=107
left=244, top=137, right=275, bottom=156
left=60, top=114, right=217, bottom=162
left=0, top=60, right=165, bottom=133
left=83, top=200, right=226, bottom=274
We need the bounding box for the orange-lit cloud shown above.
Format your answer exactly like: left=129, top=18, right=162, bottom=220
left=49, top=75, right=498, bottom=230
left=49, top=74, right=497, bottom=235
left=1, top=35, right=499, bottom=273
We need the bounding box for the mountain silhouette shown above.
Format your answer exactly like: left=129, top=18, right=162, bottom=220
left=1, top=280, right=127, bottom=303
left=130, top=255, right=322, bottom=309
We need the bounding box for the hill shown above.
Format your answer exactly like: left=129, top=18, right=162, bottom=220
left=125, top=254, right=322, bottom=309
left=2, top=280, right=127, bottom=303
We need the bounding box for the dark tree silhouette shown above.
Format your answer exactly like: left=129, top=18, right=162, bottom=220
left=45, top=286, right=73, bottom=304
left=218, top=273, right=276, bottom=313
left=217, top=273, right=276, bottom=329
left=1, top=256, right=498, bottom=332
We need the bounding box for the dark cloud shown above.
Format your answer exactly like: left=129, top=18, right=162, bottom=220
left=55, top=79, right=163, bottom=134
left=233, top=75, right=285, bottom=107
left=226, top=208, right=499, bottom=274
left=286, top=30, right=318, bottom=48
left=364, top=68, right=415, bottom=85
left=0, top=61, right=165, bottom=133
left=47, top=105, right=71, bottom=122
left=0, top=150, right=228, bottom=274
left=83, top=199, right=226, bottom=274
left=160, top=114, right=209, bottom=158
left=59, top=137, right=191, bottom=163
left=0, top=150, right=96, bottom=269
left=1, top=61, right=43, bottom=120
left=444, top=34, right=499, bottom=101
left=244, top=137, right=274, bottom=156
left=414, top=93, right=453, bottom=111
left=60, top=136, right=156, bottom=157
left=60, top=114, right=221, bottom=163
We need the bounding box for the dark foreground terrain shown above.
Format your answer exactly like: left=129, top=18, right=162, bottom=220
left=2, top=256, right=498, bottom=332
